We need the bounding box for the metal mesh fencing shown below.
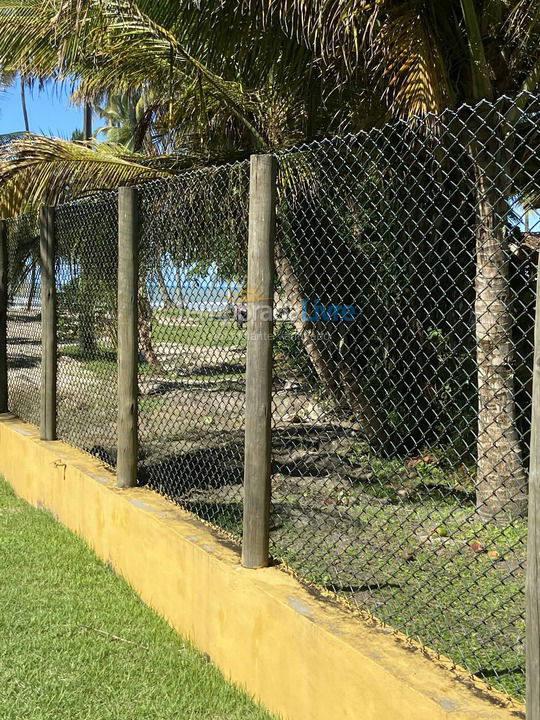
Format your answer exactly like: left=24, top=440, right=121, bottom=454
left=4, top=93, right=539, bottom=703
left=137, top=162, right=250, bottom=539
left=55, top=193, right=119, bottom=463
left=6, top=210, right=41, bottom=426
left=270, top=95, right=540, bottom=700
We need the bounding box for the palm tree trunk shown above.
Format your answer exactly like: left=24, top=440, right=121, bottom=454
left=78, top=260, right=98, bottom=356
left=20, top=78, right=30, bottom=133
left=76, top=103, right=98, bottom=355
left=138, top=286, right=161, bottom=369
left=275, top=241, right=336, bottom=391
left=473, top=150, right=528, bottom=521
left=275, top=240, right=382, bottom=440
left=26, top=261, right=36, bottom=311
left=84, top=103, right=92, bottom=141
left=78, top=287, right=97, bottom=356
left=156, top=266, right=175, bottom=310
left=175, top=267, right=186, bottom=314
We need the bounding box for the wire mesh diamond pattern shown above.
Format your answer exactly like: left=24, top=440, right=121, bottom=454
left=6, top=210, right=41, bottom=427
left=55, top=192, right=119, bottom=463
left=137, top=162, right=250, bottom=540
left=3, top=93, right=540, bottom=704
left=270, top=95, right=540, bottom=700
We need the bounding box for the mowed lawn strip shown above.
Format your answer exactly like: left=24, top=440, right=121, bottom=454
left=0, top=480, right=275, bottom=720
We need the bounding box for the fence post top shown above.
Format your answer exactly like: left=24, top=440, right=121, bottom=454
left=249, top=153, right=277, bottom=166
left=118, top=185, right=139, bottom=197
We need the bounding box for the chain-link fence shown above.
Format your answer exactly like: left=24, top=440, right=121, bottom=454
left=55, top=193, right=119, bottom=460
left=6, top=210, right=41, bottom=426
left=4, top=94, right=540, bottom=703
left=270, top=96, right=540, bottom=700
left=137, top=162, right=250, bottom=539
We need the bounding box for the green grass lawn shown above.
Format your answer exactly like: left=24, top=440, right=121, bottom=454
left=152, top=318, right=246, bottom=348
left=0, top=480, right=274, bottom=720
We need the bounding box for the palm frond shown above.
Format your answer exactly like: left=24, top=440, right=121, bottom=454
left=369, top=4, right=454, bottom=116
left=0, top=132, right=24, bottom=146
left=507, top=0, right=540, bottom=41
left=0, top=0, right=267, bottom=147
left=241, top=0, right=367, bottom=71
left=0, top=134, right=173, bottom=216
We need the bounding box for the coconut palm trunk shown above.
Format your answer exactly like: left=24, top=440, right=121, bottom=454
left=456, top=0, right=529, bottom=520
left=275, top=238, right=383, bottom=441
left=20, top=77, right=30, bottom=133
left=156, top=266, right=176, bottom=310
left=76, top=106, right=100, bottom=356
left=138, top=285, right=162, bottom=369
left=275, top=241, right=337, bottom=392
left=175, top=267, right=186, bottom=314
left=472, top=148, right=528, bottom=520
left=25, top=261, right=36, bottom=311
left=78, top=284, right=98, bottom=356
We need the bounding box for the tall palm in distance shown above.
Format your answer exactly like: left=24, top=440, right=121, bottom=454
left=19, top=78, right=29, bottom=133
left=0, top=71, right=29, bottom=134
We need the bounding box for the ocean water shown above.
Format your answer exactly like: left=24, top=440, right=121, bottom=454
left=11, top=261, right=243, bottom=313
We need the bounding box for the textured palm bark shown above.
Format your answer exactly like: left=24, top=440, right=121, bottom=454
left=78, top=265, right=98, bottom=357
left=474, top=156, right=528, bottom=520
left=275, top=241, right=335, bottom=390
left=175, top=267, right=186, bottom=314
left=156, top=266, right=176, bottom=310
left=25, top=262, right=36, bottom=312
left=275, top=240, right=383, bottom=440
left=138, top=286, right=161, bottom=369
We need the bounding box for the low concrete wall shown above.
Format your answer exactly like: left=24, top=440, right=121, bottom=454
left=0, top=414, right=524, bottom=720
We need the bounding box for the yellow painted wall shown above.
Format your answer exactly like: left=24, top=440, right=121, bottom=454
left=0, top=414, right=525, bottom=720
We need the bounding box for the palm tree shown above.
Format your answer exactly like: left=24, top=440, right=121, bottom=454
left=0, top=71, right=29, bottom=133
left=250, top=0, right=540, bottom=519
left=366, top=0, right=538, bottom=520
left=0, top=0, right=539, bottom=518
left=20, top=78, right=29, bottom=134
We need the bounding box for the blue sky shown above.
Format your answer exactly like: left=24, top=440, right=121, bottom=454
left=0, top=77, right=86, bottom=138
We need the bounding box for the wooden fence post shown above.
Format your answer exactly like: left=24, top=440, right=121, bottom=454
left=40, top=206, right=57, bottom=441
left=0, top=220, right=8, bottom=414
left=242, top=154, right=276, bottom=569
left=528, top=254, right=540, bottom=718
left=117, top=187, right=139, bottom=489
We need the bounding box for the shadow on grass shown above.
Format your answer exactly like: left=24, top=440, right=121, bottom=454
left=7, top=311, right=41, bottom=323
left=326, top=582, right=401, bottom=593
left=7, top=337, right=41, bottom=347
left=180, top=500, right=243, bottom=535
left=184, top=362, right=246, bottom=376
left=8, top=355, right=40, bottom=370
left=59, top=346, right=117, bottom=363
left=141, top=445, right=244, bottom=491
left=474, top=665, right=525, bottom=679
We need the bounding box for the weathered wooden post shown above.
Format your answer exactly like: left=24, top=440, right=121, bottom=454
left=0, top=220, right=8, bottom=414
left=242, top=154, right=276, bottom=569
left=40, top=206, right=57, bottom=441
left=528, top=254, right=540, bottom=718
left=117, top=187, right=139, bottom=489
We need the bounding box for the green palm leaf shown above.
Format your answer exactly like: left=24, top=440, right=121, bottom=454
left=0, top=134, right=173, bottom=216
